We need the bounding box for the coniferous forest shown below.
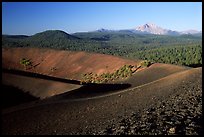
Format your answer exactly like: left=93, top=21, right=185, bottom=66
left=2, top=30, right=202, bottom=67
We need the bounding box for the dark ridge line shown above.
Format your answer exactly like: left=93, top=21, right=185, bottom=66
left=2, top=68, right=132, bottom=87
left=2, top=68, right=81, bottom=85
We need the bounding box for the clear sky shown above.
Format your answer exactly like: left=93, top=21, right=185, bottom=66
left=2, top=2, right=202, bottom=35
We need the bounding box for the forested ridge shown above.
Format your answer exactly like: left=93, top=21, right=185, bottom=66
left=2, top=30, right=202, bottom=67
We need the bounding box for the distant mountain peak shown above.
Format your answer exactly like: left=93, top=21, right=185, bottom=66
left=180, top=29, right=201, bottom=34
left=135, top=23, right=168, bottom=35
left=96, top=28, right=115, bottom=32
left=145, top=23, right=157, bottom=27
left=88, top=23, right=201, bottom=36
left=134, top=23, right=202, bottom=35
left=97, top=28, right=106, bottom=31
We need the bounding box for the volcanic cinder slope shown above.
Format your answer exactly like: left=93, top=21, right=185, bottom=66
left=1, top=47, right=202, bottom=135
left=2, top=47, right=142, bottom=99
left=2, top=48, right=202, bottom=135
left=2, top=47, right=191, bottom=100
left=2, top=64, right=202, bottom=135
left=2, top=47, right=140, bottom=80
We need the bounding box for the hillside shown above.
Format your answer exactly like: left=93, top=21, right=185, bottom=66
left=2, top=66, right=202, bottom=135
left=2, top=47, right=142, bottom=99
left=2, top=47, right=141, bottom=81
left=2, top=47, right=202, bottom=135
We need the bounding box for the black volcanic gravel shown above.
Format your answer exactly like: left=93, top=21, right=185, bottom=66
left=2, top=68, right=202, bottom=135
left=98, top=81, right=202, bottom=135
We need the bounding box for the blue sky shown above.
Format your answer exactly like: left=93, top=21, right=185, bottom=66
left=2, top=2, right=202, bottom=35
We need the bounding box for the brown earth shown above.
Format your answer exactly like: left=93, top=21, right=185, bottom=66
left=2, top=47, right=140, bottom=99
left=2, top=47, right=141, bottom=81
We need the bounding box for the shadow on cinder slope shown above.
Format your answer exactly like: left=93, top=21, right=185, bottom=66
left=50, top=83, right=131, bottom=100
left=1, top=84, right=39, bottom=109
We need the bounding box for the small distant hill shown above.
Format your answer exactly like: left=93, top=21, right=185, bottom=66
left=29, top=30, right=80, bottom=40
left=2, top=30, right=103, bottom=51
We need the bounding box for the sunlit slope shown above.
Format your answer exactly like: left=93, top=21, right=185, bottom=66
left=2, top=47, right=140, bottom=81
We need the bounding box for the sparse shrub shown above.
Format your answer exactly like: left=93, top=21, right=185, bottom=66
left=20, top=58, right=32, bottom=68
left=80, top=64, right=144, bottom=84
left=140, top=60, right=152, bottom=67
left=50, top=67, right=57, bottom=71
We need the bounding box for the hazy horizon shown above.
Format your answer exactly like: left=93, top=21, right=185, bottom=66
left=2, top=2, right=202, bottom=35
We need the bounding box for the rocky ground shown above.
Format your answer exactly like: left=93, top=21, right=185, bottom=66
left=2, top=68, right=202, bottom=135
left=97, top=80, right=202, bottom=135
